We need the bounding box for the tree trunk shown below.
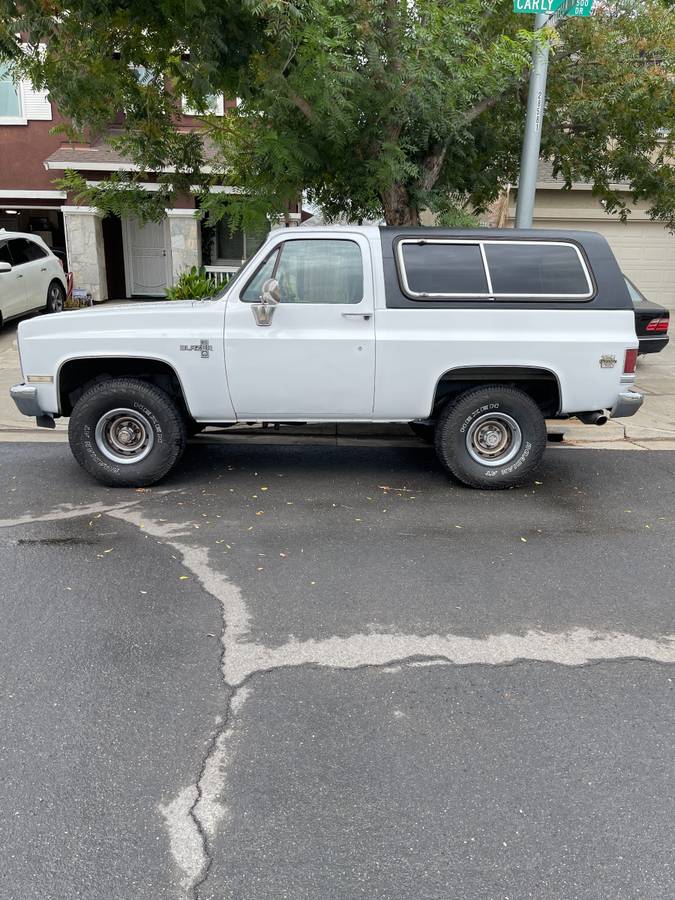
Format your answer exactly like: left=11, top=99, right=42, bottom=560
left=380, top=184, right=420, bottom=226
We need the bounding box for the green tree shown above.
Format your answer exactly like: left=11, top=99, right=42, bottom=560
left=1, top=1, right=673, bottom=228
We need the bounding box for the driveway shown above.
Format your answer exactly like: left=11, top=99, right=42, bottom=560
left=0, top=441, right=673, bottom=899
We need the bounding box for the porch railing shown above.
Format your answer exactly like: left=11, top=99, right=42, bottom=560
left=204, top=265, right=240, bottom=287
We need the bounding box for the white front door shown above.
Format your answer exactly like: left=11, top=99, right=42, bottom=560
left=224, top=234, right=376, bottom=418
left=123, top=217, right=171, bottom=296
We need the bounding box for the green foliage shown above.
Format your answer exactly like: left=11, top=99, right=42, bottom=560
left=0, top=0, right=673, bottom=227
left=165, top=266, right=217, bottom=300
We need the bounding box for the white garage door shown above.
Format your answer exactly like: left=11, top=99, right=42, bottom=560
left=534, top=219, right=675, bottom=311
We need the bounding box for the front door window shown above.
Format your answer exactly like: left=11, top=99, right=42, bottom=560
left=240, top=239, right=364, bottom=305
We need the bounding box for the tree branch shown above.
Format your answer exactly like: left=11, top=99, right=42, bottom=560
left=287, top=88, right=313, bottom=121
left=462, top=93, right=502, bottom=126
left=418, top=143, right=448, bottom=192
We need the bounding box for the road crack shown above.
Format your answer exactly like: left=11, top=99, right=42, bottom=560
left=5, top=501, right=674, bottom=899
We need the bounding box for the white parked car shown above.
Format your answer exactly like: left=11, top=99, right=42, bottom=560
left=0, top=229, right=66, bottom=327
left=11, top=226, right=642, bottom=490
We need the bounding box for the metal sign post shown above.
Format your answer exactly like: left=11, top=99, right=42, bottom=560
left=513, top=0, right=594, bottom=228
left=515, top=12, right=550, bottom=229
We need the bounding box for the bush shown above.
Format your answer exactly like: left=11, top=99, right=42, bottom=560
left=165, top=266, right=216, bottom=301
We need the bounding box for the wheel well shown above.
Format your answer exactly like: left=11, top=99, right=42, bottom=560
left=430, top=367, right=561, bottom=419
left=58, top=357, right=189, bottom=417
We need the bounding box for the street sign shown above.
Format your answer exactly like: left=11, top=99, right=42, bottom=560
left=552, top=0, right=594, bottom=17
left=513, top=0, right=593, bottom=15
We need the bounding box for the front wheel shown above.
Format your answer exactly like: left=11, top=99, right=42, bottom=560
left=68, top=378, right=187, bottom=487
left=435, top=385, right=547, bottom=490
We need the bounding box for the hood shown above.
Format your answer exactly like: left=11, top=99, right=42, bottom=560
left=17, top=298, right=216, bottom=338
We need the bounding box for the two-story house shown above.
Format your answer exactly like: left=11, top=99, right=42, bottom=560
left=0, top=62, right=303, bottom=302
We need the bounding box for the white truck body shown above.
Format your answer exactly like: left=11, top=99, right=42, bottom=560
left=13, top=225, right=640, bottom=424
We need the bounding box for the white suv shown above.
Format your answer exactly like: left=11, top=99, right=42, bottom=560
left=0, top=229, right=67, bottom=328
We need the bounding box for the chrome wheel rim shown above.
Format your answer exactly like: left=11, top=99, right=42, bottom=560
left=95, top=408, right=155, bottom=464
left=465, top=413, right=522, bottom=467
left=50, top=285, right=64, bottom=312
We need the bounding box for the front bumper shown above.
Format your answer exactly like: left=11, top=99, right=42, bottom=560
left=10, top=384, right=55, bottom=428
left=610, top=390, right=644, bottom=419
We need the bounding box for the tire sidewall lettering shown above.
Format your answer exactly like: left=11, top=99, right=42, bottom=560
left=459, top=402, right=501, bottom=435
left=132, top=401, right=163, bottom=443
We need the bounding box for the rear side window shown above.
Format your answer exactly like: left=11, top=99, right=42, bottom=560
left=9, top=238, right=48, bottom=265
left=484, top=243, right=591, bottom=296
left=399, top=242, right=488, bottom=296
left=396, top=239, right=593, bottom=301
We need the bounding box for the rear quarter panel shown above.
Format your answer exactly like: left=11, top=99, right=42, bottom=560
left=375, top=228, right=638, bottom=418
left=373, top=308, right=637, bottom=418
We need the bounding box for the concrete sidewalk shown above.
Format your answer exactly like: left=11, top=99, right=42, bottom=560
left=1, top=308, right=674, bottom=447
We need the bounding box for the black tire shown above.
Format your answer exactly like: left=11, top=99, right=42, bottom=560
left=434, top=385, right=547, bottom=490
left=185, top=418, right=206, bottom=437
left=46, top=280, right=65, bottom=314
left=68, top=378, right=187, bottom=487
left=409, top=422, right=435, bottom=444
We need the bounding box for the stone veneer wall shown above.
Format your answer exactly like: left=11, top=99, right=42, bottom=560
left=167, top=211, right=200, bottom=282
left=62, top=208, right=108, bottom=302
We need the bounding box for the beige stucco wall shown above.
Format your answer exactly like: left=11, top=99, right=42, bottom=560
left=507, top=189, right=660, bottom=223
left=167, top=210, right=201, bottom=282
left=62, top=207, right=108, bottom=303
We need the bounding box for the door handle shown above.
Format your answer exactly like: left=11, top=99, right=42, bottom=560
left=342, top=312, right=371, bottom=320
left=16, top=273, right=23, bottom=278
left=40, top=266, right=47, bottom=271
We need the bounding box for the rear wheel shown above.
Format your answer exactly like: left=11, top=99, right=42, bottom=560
left=68, top=378, right=186, bottom=486
left=435, top=385, right=547, bottom=490
left=46, top=281, right=65, bottom=314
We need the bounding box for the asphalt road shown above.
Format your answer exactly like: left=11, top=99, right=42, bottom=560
left=0, top=441, right=673, bottom=900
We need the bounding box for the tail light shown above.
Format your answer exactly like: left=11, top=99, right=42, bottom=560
left=624, top=349, right=638, bottom=374
left=645, top=317, right=669, bottom=333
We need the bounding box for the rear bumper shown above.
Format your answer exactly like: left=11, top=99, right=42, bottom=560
left=638, top=336, right=669, bottom=355
left=10, top=383, right=55, bottom=428
left=610, top=390, right=644, bottom=419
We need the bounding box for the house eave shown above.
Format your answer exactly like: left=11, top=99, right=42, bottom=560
left=44, top=159, right=214, bottom=174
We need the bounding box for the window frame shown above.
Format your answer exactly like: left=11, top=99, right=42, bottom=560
left=238, top=236, right=366, bottom=306
left=0, top=63, right=26, bottom=125
left=212, top=217, right=268, bottom=268
left=182, top=93, right=225, bottom=117
left=395, top=238, right=595, bottom=302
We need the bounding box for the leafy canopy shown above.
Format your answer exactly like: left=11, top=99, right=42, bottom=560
left=1, top=0, right=673, bottom=228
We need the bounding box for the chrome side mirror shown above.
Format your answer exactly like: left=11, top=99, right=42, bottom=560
left=251, top=278, right=280, bottom=326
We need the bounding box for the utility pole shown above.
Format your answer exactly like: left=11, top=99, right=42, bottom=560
left=515, top=12, right=550, bottom=229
